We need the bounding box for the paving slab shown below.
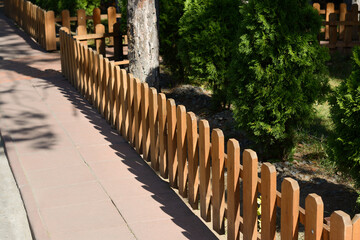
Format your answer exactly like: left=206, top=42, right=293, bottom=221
left=0, top=8, right=220, bottom=240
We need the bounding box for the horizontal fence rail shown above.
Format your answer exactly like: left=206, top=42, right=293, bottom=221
left=4, top=0, right=124, bottom=52
left=59, top=28, right=360, bottom=240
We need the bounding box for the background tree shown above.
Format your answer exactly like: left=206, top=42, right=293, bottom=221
left=177, top=0, right=242, bottom=108
left=158, top=0, right=185, bottom=83
left=328, top=47, right=360, bottom=186
left=229, top=0, right=329, bottom=160
left=127, top=0, right=160, bottom=88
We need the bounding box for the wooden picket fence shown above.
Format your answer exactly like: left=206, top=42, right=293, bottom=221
left=4, top=0, right=56, bottom=50
left=314, top=3, right=360, bottom=48
left=4, top=0, right=123, bottom=52
left=59, top=28, right=360, bottom=240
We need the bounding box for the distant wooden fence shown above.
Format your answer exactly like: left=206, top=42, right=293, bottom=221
left=4, top=0, right=123, bottom=52
left=314, top=3, right=360, bottom=48
left=4, top=0, right=56, bottom=51
left=59, top=28, right=360, bottom=240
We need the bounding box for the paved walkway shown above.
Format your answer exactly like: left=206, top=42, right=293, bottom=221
left=0, top=10, right=218, bottom=240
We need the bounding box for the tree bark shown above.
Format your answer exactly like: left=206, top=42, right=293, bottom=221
left=127, top=0, right=160, bottom=88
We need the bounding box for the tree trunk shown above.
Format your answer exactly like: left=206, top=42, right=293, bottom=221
left=127, top=0, right=160, bottom=88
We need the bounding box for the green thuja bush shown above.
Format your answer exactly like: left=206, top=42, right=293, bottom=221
left=328, top=47, right=360, bottom=186
left=229, top=0, right=329, bottom=160
left=178, top=0, right=242, bottom=107
left=159, top=0, right=185, bottom=82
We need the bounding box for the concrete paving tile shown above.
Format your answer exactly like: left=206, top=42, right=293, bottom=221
left=25, top=163, right=95, bottom=189
left=112, top=192, right=194, bottom=224
left=129, top=217, right=218, bottom=240
left=78, top=143, right=139, bottom=163
left=40, top=200, right=127, bottom=234
left=19, top=148, right=84, bottom=172
left=50, top=226, right=135, bottom=240
left=33, top=181, right=108, bottom=209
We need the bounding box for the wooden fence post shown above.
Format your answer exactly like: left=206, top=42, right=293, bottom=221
left=107, top=6, right=117, bottom=46
left=212, top=129, right=225, bottom=234
left=227, top=139, right=241, bottom=240
left=167, top=99, right=178, bottom=188
left=305, top=194, right=324, bottom=240
left=77, top=25, right=87, bottom=46
left=177, top=105, right=188, bottom=198
left=340, top=3, right=347, bottom=40
left=243, top=149, right=258, bottom=240
left=95, top=24, right=106, bottom=56
left=114, top=66, right=122, bottom=131
left=261, top=163, right=277, bottom=240
left=61, top=10, right=70, bottom=30
left=326, top=3, right=335, bottom=40
left=187, top=112, right=199, bottom=209
left=158, top=93, right=167, bottom=178
left=329, top=13, right=337, bottom=49
left=120, top=69, right=128, bottom=139
left=353, top=214, right=360, bottom=240
left=330, top=211, right=352, bottom=240
left=281, top=178, right=300, bottom=240
left=141, top=83, right=150, bottom=161
left=77, top=9, right=86, bottom=28
left=127, top=73, right=135, bottom=145
left=199, top=120, right=211, bottom=222
left=149, top=87, right=159, bottom=170
left=134, top=78, right=142, bottom=153
left=93, top=7, right=101, bottom=31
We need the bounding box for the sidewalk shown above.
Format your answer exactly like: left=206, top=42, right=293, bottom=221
left=0, top=10, right=218, bottom=240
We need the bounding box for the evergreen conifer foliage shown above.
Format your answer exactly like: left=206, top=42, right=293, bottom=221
left=178, top=0, right=242, bottom=107
left=229, top=0, right=329, bottom=159
left=328, top=47, right=360, bottom=186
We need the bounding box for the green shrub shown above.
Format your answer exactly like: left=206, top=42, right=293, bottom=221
left=31, top=0, right=101, bottom=15
left=328, top=46, right=360, bottom=186
left=178, top=0, right=242, bottom=107
left=229, top=0, right=329, bottom=160
left=159, top=0, right=185, bottom=83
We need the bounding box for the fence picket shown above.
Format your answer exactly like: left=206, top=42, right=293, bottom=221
left=127, top=74, right=135, bottom=145
left=167, top=99, right=178, bottom=188
left=243, top=149, right=258, bottom=240
left=353, top=214, right=360, bottom=240
left=305, top=194, right=323, bottom=240
left=120, top=69, right=128, bottom=139
left=281, top=178, right=300, bottom=240
left=108, top=61, right=116, bottom=125
left=261, top=163, right=277, bottom=240
left=107, top=6, right=116, bottom=46
left=158, top=93, right=167, bottom=178
left=141, top=83, right=150, bottom=161
left=77, top=9, right=86, bottom=27
left=149, top=88, right=159, bottom=170
left=325, top=3, right=335, bottom=40
left=61, top=10, right=70, bottom=30
left=212, top=129, right=225, bottom=234
left=199, top=120, right=211, bottom=222
left=330, top=211, right=352, bottom=240
left=177, top=105, right=188, bottom=198
left=115, top=66, right=122, bottom=132
left=97, top=54, right=104, bottom=114
left=187, top=112, right=199, bottom=209
left=227, top=139, right=241, bottom=240
left=92, top=51, right=99, bottom=108
left=134, top=78, right=142, bottom=153
left=93, top=8, right=101, bottom=31
left=95, top=24, right=106, bottom=56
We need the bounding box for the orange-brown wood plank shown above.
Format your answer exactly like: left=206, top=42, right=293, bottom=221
left=158, top=93, right=167, bottom=178
left=177, top=105, right=187, bottom=198
left=134, top=78, right=142, bottom=153
left=199, top=120, right=211, bottom=222
left=353, top=214, right=360, bottom=240
left=305, top=194, right=323, bottom=240
left=227, top=139, right=241, bottom=240
left=167, top=99, right=178, bottom=188
left=127, top=74, right=135, bottom=145
left=149, top=87, right=159, bottom=170
left=330, top=211, right=352, bottom=240
left=187, top=112, right=199, bottom=209
left=261, top=163, right=277, bottom=240
left=211, top=129, right=225, bottom=234
left=141, top=83, right=150, bottom=161
left=120, top=69, right=128, bottom=139
left=281, top=178, right=300, bottom=240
